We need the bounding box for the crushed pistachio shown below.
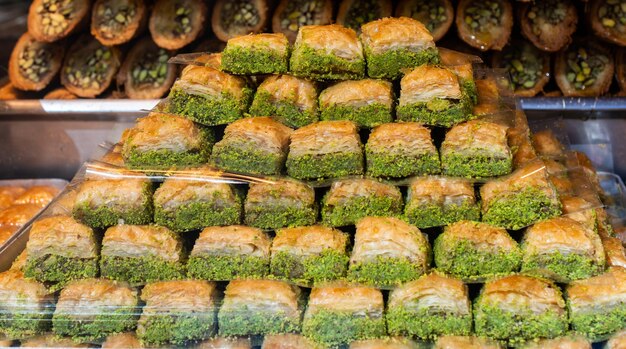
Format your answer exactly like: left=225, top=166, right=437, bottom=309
left=598, top=0, right=626, bottom=32
left=343, top=0, right=382, bottom=32
left=173, top=3, right=193, bottom=35
left=501, top=43, right=543, bottom=91
left=526, top=0, right=568, bottom=36
left=65, top=46, right=113, bottom=90
left=408, top=0, right=448, bottom=33
left=18, top=43, right=52, bottom=83
left=279, top=0, right=326, bottom=33
left=221, top=0, right=260, bottom=32
left=565, top=45, right=610, bottom=90
left=35, top=0, right=74, bottom=36
left=95, top=1, right=136, bottom=32
left=131, top=48, right=170, bottom=88
left=464, top=0, right=503, bottom=32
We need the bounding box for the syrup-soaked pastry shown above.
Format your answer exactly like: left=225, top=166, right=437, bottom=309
left=589, top=0, right=626, bottom=46
left=532, top=130, right=565, bottom=158
left=0, top=187, right=25, bottom=210
left=262, top=334, right=323, bottom=349
left=9, top=33, right=64, bottom=91
left=555, top=41, right=614, bottom=97
left=518, top=0, right=578, bottom=52
left=91, top=0, right=147, bottom=46
left=492, top=40, right=551, bottom=96
left=43, top=87, right=78, bottom=99
left=606, top=329, right=626, bottom=349
left=272, top=0, right=333, bottom=43
left=102, top=332, right=142, bottom=348
left=456, top=0, right=513, bottom=51
left=222, top=33, right=289, bottom=75
left=117, top=38, right=176, bottom=99
left=0, top=83, right=32, bottom=100
left=149, top=0, right=207, bottom=50
left=28, top=0, right=90, bottom=42
left=472, top=78, right=502, bottom=116
left=602, top=236, right=626, bottom=269
left=336, top=0, right=393, bottom=33
left=395, top=0, right=455, bottom=42
left=13, top=186, right=60, bottom=208
left=0, top=204, right=41, bottom=228
left=213, top=0, right=270, bottom=42
left=434, top=336, right=503, bottom=349
left=438, top=48, right=478, bottom=104
left=508, top=127, right=538, bottom=169
left=0, top=226, right=17, bottom=246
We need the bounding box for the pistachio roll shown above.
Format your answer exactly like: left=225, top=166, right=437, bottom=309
left=149, top=0, right=207, bottom=50
left=61, top=36, right=122, bottom=98
left=117, top=38, right=176, bottom=99
left=8, top=33, right=64, bottom=92
left=518, top=0, right=578, bottom=52
left=213, top=0, right=269, bottom=42
left=589, top=0, right=626, bottom=47
left=336, top=0, right=392, bottom=33
left=555, top=41, right=614, bottom=97
left=272, top=0, right=333, bottom=42
left=395, top=0, right=454, bottom=41
left=456, top=0, right=513, bottom=51
left=91, top=0, right=147, bottom=46
left=28, top=0, right=90, bottom=42
left=492, top=40, right=550, bottom=97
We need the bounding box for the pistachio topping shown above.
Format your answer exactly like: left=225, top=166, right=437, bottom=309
left=408, top=0, right=448, bottom=33
left=221, top=0, right=260, bottom=31
left=280, top=0, right=326, bottom=33
left=65, top=47, right=113, bottom=89
left=343, top=0, right=382, bottom=31
left=526, top=0, right=568, bottom=36
left=95, top=2, right=136, bottom=31
left=502, top=44, right=543, bottom=91
left=464, top=0, right=503, bottom=31
left=18, top=43, right=52, bottom=83
left=35, top=0, right=74, bottom=36
left=598, top=0, right=626, bottom=32
left=565, top=46, right=610, bottom=90
left=173, top=3, right=193, bottom=35
left=131, top=49, right=170, bottom=88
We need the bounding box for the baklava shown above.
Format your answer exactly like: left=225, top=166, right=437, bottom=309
left=0, top=204, right=41, bottom=228
left=0, top=226, right=16, bottom=246
left=290, top=24, right=365, bottom=80
left=555, top=41, right=614, bottom=97
left=100, top=225, right=185, bottom=283
left=149, top=0, right=207, bottom=50
left=122, top=112, right=214, bottom=170
left=361, top=17, right=439, bottom=80
left=0, top=269, right=52, bottom=338
left=102, top=332, right=142, bottom=348
left=211, top=117, right=293, bottom=175
left=24, top=215, right=99, bottom=284
left=0, top=186, right=25, bottom=210
left=187, top=225, right=270, bottom=280
left=13, top=185, right=59, bottom=208
left=603, top=236, right=626, bottom=269
left=532, top=130, right=565, bottom=158
left=137, top=280, right=218, bottom=345
left=302, top=284, right=385, bottom=346
left=286, top=120, right=364, bottom=180
left=319, top=79, right=393, bottom=128
left=270, top=225, right=349, bottom=284
left=222, top=33, right=290, bottom=75
left=395, top=0, right=454, bottom=42
left=20, top=334, right=90, bottom=348
left=434, top=336, right=503, bottom=349
left=322, top=178, right=403, bottom=227
left=589, top=0, right=626, bottom=47
left=91, top=0, right=147, bottom=46
left=519, top=336, right=592, bottom=349
left=434, top=220, right=522, bottom=280
left=349, top=337, right=424, bottom=349
left=9, top=33, right=64, bottom=92
left=249, top=74, right=318, bottom=128
left=272, top=0, right=333, bottom=43
left=28, top=0, right=90, bottom=42
left=336, top=0, right=392, bottom=33
left=492, top=40, right=551, bottom=97
left=218, top=280, right=302, bottom=336
left=348, top=217, right=430, bottom=287
left=439, top=48, right=478, bottom=104
left=455, top=0, right=513, bottom=51
left=397, top=65, right=472, bottom=127
left=244, top=178, right=317, bottom=229
left=262, top=333, right=323, bottom=349
left=387, top=273, right=472, bottom=340
left=212, top=0, right=270, bottom=42
left=606, top=329, right=626, bottom=349
left=404, top=176, right=480, bottom=229
left=474, top=275, right=568, bottom=344
left=196, top=337, right=253, bottom=349
left=518, top=0, right=578, bottom=52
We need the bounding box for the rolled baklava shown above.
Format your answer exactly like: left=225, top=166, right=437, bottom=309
left=349, top=217, right=430, bottom=287
left=474, top=275, right=568, bottom=344
left=149, top=0, right=206, bottom=50
left=286, top=120, right=364, bottom=180
left=336, top=0, right=392, bottom=33
left=244, top=178, right=317, bottom=229
left=44, top=87, right=78, bottom=99
left=322, top=178, right=403, bottom=227
left=218, top=280, right=302, bottom=336
left=455, top=0, right=513, bottom=51
left=589, top=0, right=626, bottom=46
left=9, top=33, right=64, bottom=91
left=137, top=280, right=218, bottom=345
left=102, top=332, right=142, bottom=348
left=72, top=177, right=154, bottom=229
left=395, top=0, right=454, bottom=42
left=397, top=65, right=472, bottom=127
left=290, top=24, right=365, bottom=80
left=492, top=40, right=551, bottom=97
left=387, top=273, right=471, bottom=340
left=434, top=336, right=503, bottom=349
left=361, top=17, right=439, bottom=80
left=100, top=225, right=185, bottom=283
left=434, top=220, right=522, bottom=280
left=567, top=267, right=626, bottom=341
left=187, top=225, right=271, bottom=280
left=366, top=122, right=440, bottom=178
left=13, top=185, right=60, bottom=208
left=262, top=334, right=322, bottom=349
left=302, top=284, right=386, bottom=346
left=480, top=161, right=562, bottom=230
left=213, top=0, right=270, bottom=42
left=405, top=176, right=480, bottom=229
left=249, top=74, right=319, bottom=128
left=0, top=269, right=52, bottom=338
left=271, top=225, right=349, bottom=284
left=91, top=0, right=147, bottom=46
left=52, top=278, right=139, bottom=340
left=602, top=236, right=626, bottom=269
left=28, top=0, right=90, bottom=42
left=518, top=0, right=578, bottom=52
left=222, top=33, right=289, bottom=75
left=519, top=336, right=591, bottom=349
left=555, top=41, right=614, bottom=97
left=272, top=0, right=333, bottom=43
left=211, top=117, right=293, bottom=175
left=122, top=112, right=215, bottom=170
left=607, top=329, right=626, bottom=349
left=319, top=79, right=393, bottom=128
left=21, top=334, right=90, bottom=348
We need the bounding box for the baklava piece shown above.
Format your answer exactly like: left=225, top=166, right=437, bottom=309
left=197, top=337, right=252, bottom=349
left=589, top=0, right=626, bottom=47
left=480, top=161, right=562, bottom=230
left=518, top=0, right=578, bottom=52
left=73, top=177, right=153, bottom=229
left=474, top=275, right=568, bottom=345
left=603, top=236, right=626, bottom=269
left=441, top=120, right=512, bottom=178
left=434, top=336, right=503, bottom=349
left=262, top=334, right=323, bottom=349
left=244, top=178, right=317, bottom=229
left=387, top=273, right=471, bottom=340
left=434, top=220, right=522, bottom=280
left=27, top=0, right=90, bottom=42
left=187, top=225, right=270, bottom=280
left=154, top=172, right=242, bottom=233
left=9, top=33, right=64, bottom=92
left=149, top=0, right=207, bottom=50
left=290, top=24, right=365, bottom=80
left=122, top=113, right=215, bottom=170
left=137, top=280, right=218, bottom=345
left=366, top=122, right=440, bottom=178
left=20, top=334, right=90, bottom=348
left=270, top=225, right=349, bottom=284
left=322, top=179, right=403, bottom=227
left=361, top=17, right=439, bottom=80
left=0, top=186, right=24, bottom=210
left=13, top=185, right=59, bottom=208
left=52, top=279, right=139, bottom=340
left=249, top=74, right=318, bottom=128
left=397, top=65, right=472, bottom=127
left=607, top=329, right=626, bottom=349
left=102, top=332, right=142, bottom=348
left=272, top=0, right=333, bottom=43
left=0, top=269, right=52, bottom=338
left=455, top=0, right=513, bottom=51
left=472, top=78, right=502, bottom=117
left=24, top=215, right=98, bottom=284
left=218, top=280, right=302, bottom=336
left=509, top=126, right=538, bottom=169
left=519, top=336, right=592, bottom=349
left=286, top=121, right=364, bottom=180
left=211, top=117, right=293, bottom=175
left=395, top=0, right=454, bottom=42
left=439, top=48, right=478, bottom=104
left=0, top=226, right=16, bottom=246
left=222, top=33, right=290, bottom=74
left=567, top=267, right=626, bottom=341
left=91, top=0, right=147, bottom=46
left=492, top=40, right=551, bottom=97
left=521, top=217, right=605, bottom=282
left=555, top=41, right=614, bottom=97
left=532, top=130, right=565, bottom=158
left=319, top=79, right=393, bottom=128
left=405, top=176, right=479, bottom=229
left=349, top=337, right=424, bottom=349
left=302, top=284, right=385, bottom=346
left=100, top=225, right=185, bottom=283
left=0, top=204, right=41, bottom=228
left=212, top=0, right=269, bottom=42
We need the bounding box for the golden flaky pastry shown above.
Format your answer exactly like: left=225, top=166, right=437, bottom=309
left=0, top=204, right=41, bottom=227
left=0, top=269, right=49, bottom=304
left=296, top=25, right=363, bottom=61
left=606, top=329, right=626, bottom=349
left=520, top=336, right=591, bottom=349
left=177, top=63, right=248, bottom=99
left=246, top=178, right=315, bottom=208
left=141, top=280, right=217, bottom=311
left=320, top=79, right=393, bottom=108
left=222, top=117, right=293, bottom=154
left=325, top=178, right=402, bottom=207
left=26, top=215, right=97, bottom=260
left=262, top=334, right=322, bottom=349
left=191, top=225, right=271, bottom=258
left=389, top=273, right=470, bottom=316
left=306, top=284, right=383, bottom=316
left=20, top=334, right=90, bottom=348
left=227, top=33, right=289, bottom=55
left=480, top=275, right=566, bottom=315
left=196, top=337, right=252, bottom=349
left=434, top=336, right=502, bottom=349
left=154, top=173, right=238, bottom=210
left=350, top=337, right=423, bottom=349
left=408, top=176, right=475, bottom=206
left=289, top=120, right=361, bottom=157
left=74, top=177, right=150, bottom=210
left=443, top=220, right=518, bottom=252
left=102, top=225, right=183, bottom=261
left=360, top=17, right=435, bottom=54
left=55, top=278, right=138, bottom=312
left=257, top=75, right=317, bottom=111
left=602, top=237, right=626, bottom=269
left=222, top=280, right=301, bottom=318
left=566, top=267, right=626, bottom=312
left=400, top=65, right=462, bottom=105
left=442, top=120, right=510, bottom=157
left=272, top=225, right=348, bottom=258
left=368, top=122, right=436, bottom=155
left=123, top=112, right=206, bottom=154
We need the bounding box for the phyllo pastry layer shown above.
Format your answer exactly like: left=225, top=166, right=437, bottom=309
left=222, top=33, right=290, bottom=75
left=0, top=269, right=52, bottom=338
